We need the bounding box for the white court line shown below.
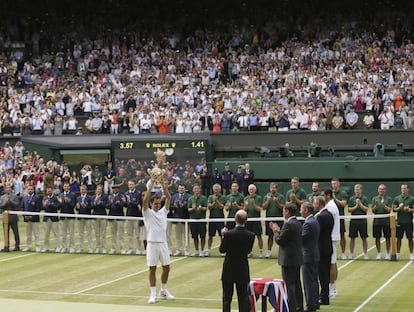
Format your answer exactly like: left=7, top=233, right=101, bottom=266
left=74, top=256, right=188, bottom=294
left=0, top=253, right=36, bottom=262
left=353, top=260, right=412, bottom=312
left=0, top=288, right=221, bottom=302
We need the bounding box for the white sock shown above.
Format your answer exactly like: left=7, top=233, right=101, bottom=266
left=332, top=282, right=337, bottom=292
left=161, top=283, right=167, bottom=291
left=150, top=286, right=156, bottom=296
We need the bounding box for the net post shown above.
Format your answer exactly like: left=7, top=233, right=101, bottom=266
left=390, top=212, right=397, bottom=261
left=2, top=211, right=9, bottom=251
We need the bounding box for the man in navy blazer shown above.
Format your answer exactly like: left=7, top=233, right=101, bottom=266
left=301, top=202, right=320, bottom=312
left=220, top=210, right=255, bottom=312
left=314, top=195, right=334, bottom=306
left=270, top=203, right=304, bottom=312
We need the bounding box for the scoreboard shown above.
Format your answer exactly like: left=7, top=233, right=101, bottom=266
left=113, top=138, right=209, bottom=162
left=111, top=135, right=212, bottom=180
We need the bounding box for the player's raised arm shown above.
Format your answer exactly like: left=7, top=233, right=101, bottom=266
left=143, top=178, right=155, bottom=211
left=161, top=179, right=171, bottom=211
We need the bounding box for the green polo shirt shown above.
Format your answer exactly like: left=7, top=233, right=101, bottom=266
left=188, top=194, right=207, bottom=219
left=393, top=195, right=414, bottom=224
left=244, top=194, right=263, bottom=218
left=207, top=194, right=226, bottom=218
left=225, top=192, right=244, bottom=219
left=371, top=195, right=392, bottom=225
left=348, top=195, right=369, bottom=224
left=263, top=193, right=285, bottom=217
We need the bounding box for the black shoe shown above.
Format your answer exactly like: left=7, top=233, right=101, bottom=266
left=1, top=247, right=10, bottom=252
left=319, top=298, right=329, bottom=305
left=304, top=309, right=316, bottom=312
left=14, top=247, right=20, bottom=251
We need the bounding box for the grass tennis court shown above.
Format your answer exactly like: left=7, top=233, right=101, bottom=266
left=1, top=221, right=414, bottom=311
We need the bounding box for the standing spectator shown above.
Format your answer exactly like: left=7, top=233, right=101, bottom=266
left=242, top=163, right=254, bottom=196
left=221, top=162, right=233, bottom=195
left=220, top=210, right=255, bottom=312
left=0, top=185, right=20, bottom=251
left=199, top=162, right=211, bottom=197
left=103, top=161, right=116, bottom=195
left=244, top=184, right=264, bottom=257
left=247, top=111, right=259, bottom=131
left=108, top=185, right=126, bottom=254
left=392, top=183, right=414, bottom=260
left=110, top=110, right=119, bottom=134
left=91, top=185, right=108, bottom=253
left=101, top=113, right=111, bottom=134
left=69, top=171, right=80, bottom=193
left=269, top=203, right=304, bottom=312
left=313, top=195, right=334, bottom=306
left=306, top=181, right=320, bottom=203
left=206, top=183, right=226, bottom=256
left=119, top=112, right=130, bottom=134
left=91, top=166, right=103, bottom=191
left=363, top=110, right=375, bottom=129
left=371, top=184, right=392, bottom=260
left=22, top=184, right=41, bottom=252
left=212, top=168, right=222, bottom=189
left=58, top=182, right=76, bottom=253
left=262, top=182, right=285, bottom=258
left=200, top=111, right=213, bottom=132
left=170, top=184, right=190, bottom=256
left=345, top=107, right=358, bottom=129
left=234, top=165, right=244, bottom=193
left=157, top=113, right=169, bottom=134
left=91, top=113, right=103, bottom=133
left=140, top=112, right=152, bottom=134
left=75, top=184, right=93, bottom=253
left=187, top=183, right=208, bottom=256
left=125, top=180, right=144, bottom=255
left=300, top=202, right=320, bottom=312
left=332, top=111, right=344, bottom=130
left=212, top=113, right=222, bottom=132
left=348, top=184, right=369, bottom=259
left=224, top=181, right=245, bottom=230
left=41, top=186, right=60, bottom=252
left=285, top=177, right=307, bottom=216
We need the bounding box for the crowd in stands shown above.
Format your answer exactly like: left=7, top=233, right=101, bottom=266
left=0, top=1, right=414, bottom=136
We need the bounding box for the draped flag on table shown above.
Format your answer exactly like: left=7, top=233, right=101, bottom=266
left=248, top=278, right=289, bottom=312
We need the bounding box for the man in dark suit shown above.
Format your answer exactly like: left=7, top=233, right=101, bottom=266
left=200, top=111, right=213, bottom=131
left=22, top=184, right=41, bottom=252
left=242, top=163, right=254, bottom=195
left=220, top=210, right=255, bottom=312
left=270, top=203, right=303, bottom=312
left=301, top=202, right=320, bottom=312
left=314, top=195, right=334, bottom=306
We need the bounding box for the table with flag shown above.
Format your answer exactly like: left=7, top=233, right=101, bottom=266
left=248, top=278, right=289, bottom=312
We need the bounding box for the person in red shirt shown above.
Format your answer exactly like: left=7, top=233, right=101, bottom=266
left=157, top=113, right=168, bottom=134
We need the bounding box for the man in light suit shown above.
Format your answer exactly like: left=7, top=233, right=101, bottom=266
left=314, top=195, right=334, bottom=306
left=220, top=210, right=255, bottom=312
left=270, top=203, right=303, bottom=312
left=301, top=202, right=320, bottom=312
left=0, top=185, right=20, bottom=251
